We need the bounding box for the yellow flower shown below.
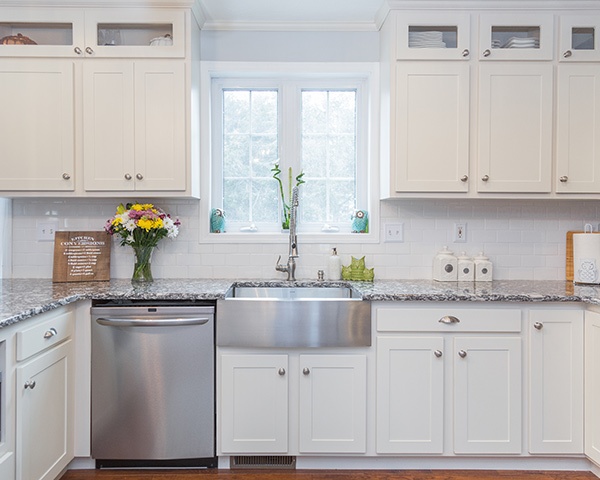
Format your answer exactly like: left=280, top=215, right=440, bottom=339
left=112, top=218, right=123, bottom=225
left=154, top=218, right=164, bottom=229
left=137, top=218, right=155, bottom=231
left=142, top=203, right=154, bottom=210
left=131, top=204, right=144, bottom=211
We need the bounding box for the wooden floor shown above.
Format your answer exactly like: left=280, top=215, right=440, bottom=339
left=60, top=469, right=597, bottom=480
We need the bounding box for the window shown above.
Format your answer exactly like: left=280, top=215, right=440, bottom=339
left=201, top=62, right=378, bottom=243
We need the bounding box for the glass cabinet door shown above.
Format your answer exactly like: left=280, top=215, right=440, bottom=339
left=479, top=13, right=554, bottom=60
left=560, top=16, right=600, bottom=61
left=396, top=13, right=470, bottom=60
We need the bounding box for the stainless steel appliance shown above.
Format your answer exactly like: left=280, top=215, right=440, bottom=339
left=90, top=300, right=216, bottom=468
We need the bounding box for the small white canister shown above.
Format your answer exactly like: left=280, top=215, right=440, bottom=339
left=573, top=224, right=600, bottom=285
left=457, top=252, right=475, bottom=282
left=474, top=252, right=493, bottom=282
left=433, top=246, right=458, bottom=281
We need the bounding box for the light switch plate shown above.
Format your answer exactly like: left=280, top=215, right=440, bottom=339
left=384, top=223, right=404, bottom=242
left=36, top=220, right=59, bottom=242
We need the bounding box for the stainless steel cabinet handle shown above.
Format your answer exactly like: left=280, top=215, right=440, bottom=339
left=458, top=350, right=467, bottom=358
left=439, top=315, right=460, bottom=324
left=563, top=50, right=573, bottom=58
left=24, top=380, right=36, bottom=389
left=483, top=49, right=491, bottom=57
left=278, top=368, right=286, bottom=376
left=136, top=173, right=144, bottom=180
left=96, top=317, right=209, bottom=327
left=534, top=322, right=544, bottom=330
left=124, top=173, right=132, bottom=180
left=482, top=175, right=489, bottom=182
left=43, top=327, right=57, bottom=339
left=85, top=46, right=94, bottom=55
left=62, top=173, right=71, bottom=180
left=460, top=175, right=468, bottom=182
left=462, top=49, right=469, bottom=57
left=74, top=46, right=82, bottom=55
left=559, top=176, right=568, bottom=183
left=434, top=350, right=443, bottom=358
left=303, top=367, right=310, bottom=375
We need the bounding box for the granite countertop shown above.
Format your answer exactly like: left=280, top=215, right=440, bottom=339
left=1, top=277, right=600, bottom=328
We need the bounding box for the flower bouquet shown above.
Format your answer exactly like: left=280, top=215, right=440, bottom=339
left=105, top=202, right=180, bottom=283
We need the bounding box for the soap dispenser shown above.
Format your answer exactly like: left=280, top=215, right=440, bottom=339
left=328, top=247, right=342, bottom=280
left=433, top=246, right=458, bottom=281
left=474, top=252, right=493, bottom=282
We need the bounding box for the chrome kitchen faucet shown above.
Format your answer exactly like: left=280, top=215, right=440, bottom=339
left=276, top=186, right=299, bottom=281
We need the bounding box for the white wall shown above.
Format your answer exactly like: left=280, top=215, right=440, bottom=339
left=0, top=198, right=11, bottom=279
left=10, top=197, right=596, bottom=281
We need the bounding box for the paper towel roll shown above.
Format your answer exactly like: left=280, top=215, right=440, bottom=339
left=573, top=232, right=600, bottom=284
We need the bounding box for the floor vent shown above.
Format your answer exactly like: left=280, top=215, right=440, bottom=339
left=231, top=455, right=296, bottom=470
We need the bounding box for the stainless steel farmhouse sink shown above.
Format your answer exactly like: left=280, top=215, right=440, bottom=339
left=216, top=284, right=371, bottom=348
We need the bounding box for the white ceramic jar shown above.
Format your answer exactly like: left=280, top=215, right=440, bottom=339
left=474, top=252, right=493, bottom=282
left=457, top=252, right=475, bottom=282
left=433, top=246, right=458, bottom=281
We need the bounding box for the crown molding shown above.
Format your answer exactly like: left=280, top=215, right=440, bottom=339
left=200, top=20, right=379, bottom=32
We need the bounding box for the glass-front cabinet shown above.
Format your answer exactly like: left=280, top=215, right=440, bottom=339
left=479, top=13, right=554, bottom=60
left=396, top=13, right=471, bottom=60
left=560, top=16, right=600, bottom=61
left=0, top=8, right=184, bottom=58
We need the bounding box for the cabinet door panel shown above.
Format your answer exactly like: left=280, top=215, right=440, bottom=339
left=529, top=310, right=583, bottom=454
left=478, top=63, right=552, bottom=193
left=220, top=354, right=288, bottom=454
left=134, top=61, right=186, bottom=191
left=16, top=340, right=73, bottom=480
left=298, top=354, right=367, bottom=453
left=83, top=60, right=135, bottom=191
left=376, top=336, right=444, bottom=454
left=586, top=311, right=600, bottom=465
left=0, top=60, right=74, bottom=191
left=454, top=336, right=522, bottom=454
left=394, top=62, right=469, bottom=192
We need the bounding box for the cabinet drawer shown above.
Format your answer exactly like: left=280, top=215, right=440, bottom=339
left=16, top=308, right=74, bottom=361
left=376, top=307, right=521, bottom=332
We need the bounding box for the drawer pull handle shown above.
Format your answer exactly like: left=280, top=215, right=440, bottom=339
left=559, top=176, right=568, bottom=183
left=24, top=380, right=36, bottom=389
left=563, top=50, right=573, bottom=58
left=434, top=350, right=443, bottom=358
left=483, top=49, right=491, bottom=57
left=458, top=350, right=467, bottom=358
left=43, top=327, right=58, bottom=339
left=74, top=46, right=82, bottom=55
left=303, top=367, right=310, bottom=375
left=439, top=315, right=460, bottom=324
left=461, top=49, right=469, bottom=57
left=278, top=368, right=286, bottom=376
left=85, top=46, right=94, bottom=55
left=534, top=322, right=544, bottom=330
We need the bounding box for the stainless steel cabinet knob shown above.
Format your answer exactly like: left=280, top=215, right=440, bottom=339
left=303, top=367, right=310, bottom=375
left=62, top=173, right=71, bottom=180
left=74, top=46, right=82, bottom=55
left=124, top=173, right=132, bottom=180
left=458, top=350, right=467, bottom=358
left=460, top=175, right=468, bottom=182
left=43, top=327, right=57, bottom=339
left=534, top=322, right=544, bottom=330
left=85, top=46, right=94, bottom=55
left=563, top=50, right=573, bottom=58
left=24, top=380, right=36, bottom=389
left=482, top=175, right=490, bottom=182
left=434, top=350, right=443, bottom=358
left=483, top=49, right=491, bottom=57
left=559, top=176, right=568, bottom=183
left=136, top=173, right=144, bottom=180
left=462, top=49, right=469, bottom=57
left=278, top=368, right=286, bottom=376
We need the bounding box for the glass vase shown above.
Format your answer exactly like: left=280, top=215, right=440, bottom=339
left=131, top=245, right=154, bottom=283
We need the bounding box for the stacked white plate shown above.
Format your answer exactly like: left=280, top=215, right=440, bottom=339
left=409, top=30, right=446, bottom=48
left=500, top=36, right=540, bottom=49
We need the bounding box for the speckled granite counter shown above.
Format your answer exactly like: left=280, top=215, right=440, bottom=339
left=1, top=278, right=600, bottom=328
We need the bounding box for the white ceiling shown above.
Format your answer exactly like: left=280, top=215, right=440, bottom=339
left=198, top=0, right=388, bottom=31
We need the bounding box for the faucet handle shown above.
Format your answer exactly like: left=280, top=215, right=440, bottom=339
left=275, top=255, right=286, bottom=272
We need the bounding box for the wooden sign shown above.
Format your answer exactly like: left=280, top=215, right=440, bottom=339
left=52, top=231, right=111, bottom=282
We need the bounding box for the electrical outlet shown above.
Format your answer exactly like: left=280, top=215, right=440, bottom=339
left=453, top=223, right=467, bottom=243
left=36, top=220, right=59, bottom=242
left=384, top=223, right=404, bottom=243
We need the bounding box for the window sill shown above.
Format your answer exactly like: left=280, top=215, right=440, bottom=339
left=199, top=230, right=379, bottom=244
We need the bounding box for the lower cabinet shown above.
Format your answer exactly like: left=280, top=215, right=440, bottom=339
left=219, top=352, right=367, bottom=455
left=586, top=309, right=600, bottom=466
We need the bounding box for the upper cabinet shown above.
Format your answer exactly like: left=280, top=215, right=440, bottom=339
left=0, top=8, right=185, bottom=58
left=559, top=15, right=600, bottom=62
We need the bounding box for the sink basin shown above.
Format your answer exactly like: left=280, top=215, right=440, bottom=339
left=217, top=284, right=370, bottom=348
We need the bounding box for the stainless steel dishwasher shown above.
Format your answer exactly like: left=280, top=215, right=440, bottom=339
left=90, top=300, right=216, bottom=469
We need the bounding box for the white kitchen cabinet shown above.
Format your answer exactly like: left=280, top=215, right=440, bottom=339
left=477, top=63, right=553, bottom=193
left=559, top=15, right=600, bottom=62
left=528, top=309, right=584, bottom=454
left=393, top=62, right=470, bottom=193
left=14, top=307, right=75, bottom=480
left=556, top=64, right=600, bottom=193
left=82, top=60, right=186, bottom=192
left=0, top=60, right=75, bottom=191
left=586, top=310, right=600, bottom=466
left=375, top=304, right=522, bottom=455
left=219, top=352, right=368, bottom=456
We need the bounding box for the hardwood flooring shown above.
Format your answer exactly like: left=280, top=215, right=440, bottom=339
left=60, top=470, right=598, bottom=480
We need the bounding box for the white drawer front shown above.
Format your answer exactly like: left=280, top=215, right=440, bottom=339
left=16, top=308, right=74, bottom=361
left=376, top=307, right=521, bottom=333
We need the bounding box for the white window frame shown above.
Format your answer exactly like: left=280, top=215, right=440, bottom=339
left=199, top=61, right=380, bottom=244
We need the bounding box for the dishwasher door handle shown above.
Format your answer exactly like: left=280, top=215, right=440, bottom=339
left=95, top=317, right=210, bottom=327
